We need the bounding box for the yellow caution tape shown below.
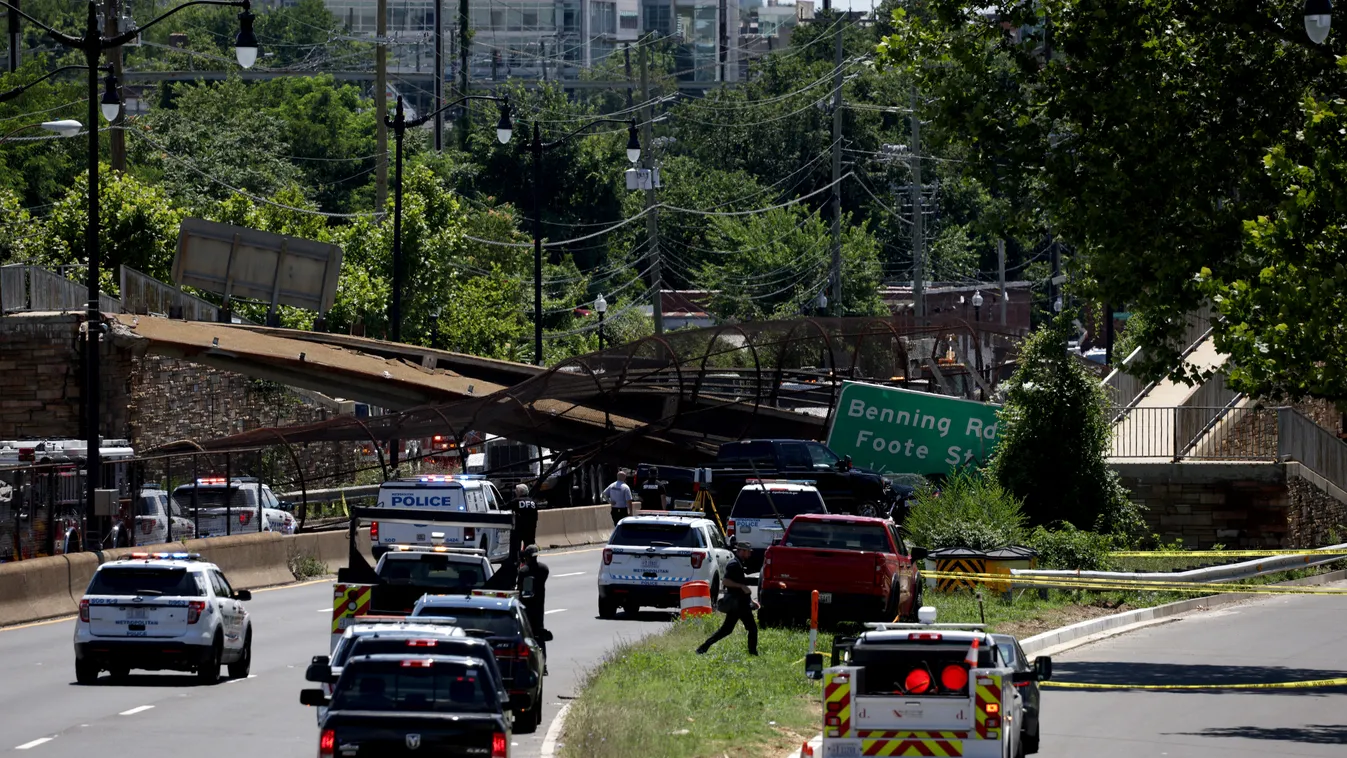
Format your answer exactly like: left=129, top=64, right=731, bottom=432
left=1043, top=677, right=1347, bottom=690
left=921, top=570, right=1347, bottom=595
left=1110, top=550, right=1347, bottom=558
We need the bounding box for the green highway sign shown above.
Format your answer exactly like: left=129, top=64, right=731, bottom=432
left=826, top=381, right=1002, bottom=476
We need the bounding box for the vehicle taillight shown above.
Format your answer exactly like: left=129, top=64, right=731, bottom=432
left=239, top=511, right=252, bottom=526
left=140, top=519, right=154, bottom=534
left=984, top=701, right=1001, bottom=729
left=464, top=527, right=475, bottom=541
left=407, top=639, right=437, bottom=647
left=319, top=728, right=336, bottom=757
left=726, top=519, right=736, bottom=537
left=371, top=521, right=379, bottom=542
left=602, top=548, right=613, bottom=565
left=516, top=642, right=531, bottom=658
left=690, top=551, right=706, bottom=569
left=79, top=599, right=90, bottom=622
left=491, top=731, right=508, bottom=758
left=187, top=600, right=206, bottom=624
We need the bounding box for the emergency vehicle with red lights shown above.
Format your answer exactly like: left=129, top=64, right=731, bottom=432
left=169, top=476, right=295, bottom=538
left=596, top=511, right=735, bottom=618
left=819, top=606, right=1051, bottom=758
left=72, top=552, right=253, bottom=685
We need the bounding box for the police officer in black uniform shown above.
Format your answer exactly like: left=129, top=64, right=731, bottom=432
left=639, top=476, right=669, bottom=511
left=695, top=536, right=758, bottom=656
left=508, top=483, right=539, bottom=553
left=517, top=545, right=551, bottom=673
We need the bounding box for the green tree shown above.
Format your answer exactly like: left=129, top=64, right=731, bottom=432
left=0, top=58, right=86, bottom=208
left=878, top=1, right=1333, bottom=383
left=1197, top=94, right=1347, bottom=405
left=987, top=314, right=1135, bottom=533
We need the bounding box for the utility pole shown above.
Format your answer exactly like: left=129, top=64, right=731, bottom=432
left=102, top=0, right=125, bottom=172
left=641, top=43, right=663, bottom=336
left=910, top=85, right=925, bottom=322
left=457, top=0, right=469, bottom=149
left=717, top=0, right=727, bottom=82
left=541, top=39, right=547, bottom=81
left=828, top=22, right=843, bottom=316
left=375, top=0, right=388, bottom=214
left=433, top=0, right=443, bottom=150
left=7, top=0, right=19, bottom=73
left=997, top=238, right=1006, bottom=326
left=624, top=43, right=632, bottom=108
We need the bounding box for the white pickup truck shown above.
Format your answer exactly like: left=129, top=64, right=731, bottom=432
left=818, top=607, right=1052, bottom=758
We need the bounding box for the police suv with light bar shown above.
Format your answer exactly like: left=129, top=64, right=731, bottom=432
left=817, top=606, right=1051, bottom=758
left=597, top=511, right=734, bottom=618
left=73, top=552, right=253, bottom=685
left=371, top=475, right=510, bottom=562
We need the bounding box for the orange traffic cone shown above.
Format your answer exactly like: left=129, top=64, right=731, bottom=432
left=801, top=741, right=814, bottom=758
left=964, top=636, right=980, bottom=667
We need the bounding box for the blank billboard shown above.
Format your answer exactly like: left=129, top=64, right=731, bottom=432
left=173, top=218, right=343, bottom=314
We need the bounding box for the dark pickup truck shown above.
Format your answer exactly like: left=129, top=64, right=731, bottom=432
left=636, top=439, right=913, bottom=519
left=302, top=654, right=512, bottom=758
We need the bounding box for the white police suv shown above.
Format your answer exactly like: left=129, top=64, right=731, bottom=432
left=73, top=552, right=253, bottom=685
left=597, top=512, right=734, bottom=618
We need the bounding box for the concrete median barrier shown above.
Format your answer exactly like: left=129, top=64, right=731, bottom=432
left=536, top=509, right=571, bottom=549
left=0, top=555, right=78, bottom=627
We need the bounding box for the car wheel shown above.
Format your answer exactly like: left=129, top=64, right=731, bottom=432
left=623, top=602, right=640, bottom=617
left=857, top=501, right=881, bottom=518
left=75, top=659, right=99, bottom=685
left=197, top=635, right=222, bottom=685
left=1024, top=730, right=1039, bottom=755
left=107, top=665, right=130, bottom=681
left=598, top=597, right=618, bottom=619
left=228, top=629, right=252, bottom=679
left=904, top=584, right=925, bottom=622
left=1014, top=733, right=1026, bottom=758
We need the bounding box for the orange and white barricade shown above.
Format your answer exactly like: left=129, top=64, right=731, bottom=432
left=680, top=580, right=713, bottom=619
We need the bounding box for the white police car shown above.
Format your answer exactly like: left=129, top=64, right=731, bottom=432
left=597, top=512, right=734, bottom=618
left=73, top=552, right=253, bottom=685
left=726, top=479, right=827, bottom=570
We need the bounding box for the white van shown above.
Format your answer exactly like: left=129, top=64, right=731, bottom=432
left=370, top=475, right=510, bottom=562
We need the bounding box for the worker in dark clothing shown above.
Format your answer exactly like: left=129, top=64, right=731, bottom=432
left=509, top=483, right=539, bottom=553
left=696, top=537, right=758, bottom=656
left=639, top=477, right=669, bottom=511
left=517, top=545, right=551, bottom=673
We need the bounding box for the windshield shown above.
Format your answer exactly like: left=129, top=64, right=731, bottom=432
left=332, top=661, right=498, bottom=713
left=86, top=567, right=204, bottom=597
left=171, top=487, right=254, bottom=511
left=731, top=490, right=826, bottom=519
left=783, top=521, right=890, bottom=552
left=134, top=493, right=166, bottom=517
left=337, top=638, right=484, bottom=668
left=413, top=607, right=520, bottom=637
left=378, top=556, right=491, bottom=590
left=610, top=522, right=704, bottom=548
left=716, top=441, right=776, bottom=467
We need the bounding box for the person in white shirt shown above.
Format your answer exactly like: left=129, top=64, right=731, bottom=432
left=602, top=471, right=636, bottom=525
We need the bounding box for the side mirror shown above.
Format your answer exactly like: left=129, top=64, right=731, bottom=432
left=1012, top=671, right=1036, bottom=685
left=538, top=628, right=554, bottom=642
left=1034, top=656, right=1053, bottom=682
left=910, top=547, right=928, bottom=562
left=844, top=455, right=853, bottom=471
left=299, top=689, right=329, bottom=707
left=305, top=656, right=331, bottom=682
left=233, top=589, right=252, bottom=601
left=804, top=652, right=824, bottom=680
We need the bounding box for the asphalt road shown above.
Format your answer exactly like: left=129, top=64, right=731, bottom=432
left=0, top=545, right=675, bottom=757
left=1038, top=583, right=1347, bottom=758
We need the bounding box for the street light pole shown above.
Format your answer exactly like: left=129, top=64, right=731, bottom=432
left=0, top=0, right=257, bottom=546
left=527, top=117, right=640, bottom=366
left=595, top=292, right=607, bottom=350
left=387, top=93, right=512, bottom=346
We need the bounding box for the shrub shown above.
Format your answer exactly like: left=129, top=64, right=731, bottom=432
left=904, top=469, right=1026, bottom=551
left=1025, top=524, right=1115, bottom=571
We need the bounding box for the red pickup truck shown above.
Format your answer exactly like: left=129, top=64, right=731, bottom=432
left=758, top=514, right=926, bottom=627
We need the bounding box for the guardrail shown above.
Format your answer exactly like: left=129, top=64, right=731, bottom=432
left=120, top=265, right=237, bottom=322
left=1012, top=542, right=1347, bottom=585
left=1278, top=407, right=1347, bottom=494
left=1110, top=406, right=1278, bottom=460
left=1, top=264, right=120, bottom=314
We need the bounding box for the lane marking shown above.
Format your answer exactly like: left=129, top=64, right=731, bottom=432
left=317, top=607, right=332, bottom=612
left=544, top=608, right=568, bottom=615
left=554, top=571, right=586, bottom=578
left=15, top=738, right=53, bottom=750
left=224, top=674, right=259, bottom=684
left=120, top=705, right=155, bottom=716
left=253, top=577, right=333, bottom=594
left=539, top=703, right=571, bottom=758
